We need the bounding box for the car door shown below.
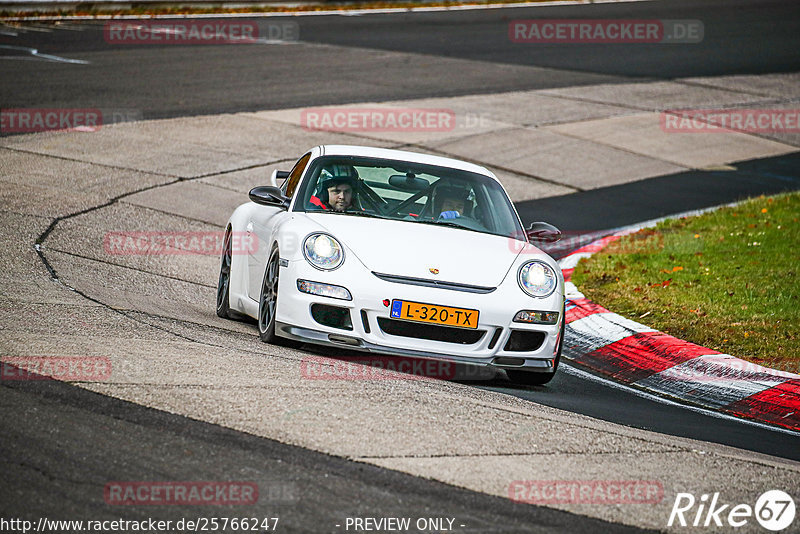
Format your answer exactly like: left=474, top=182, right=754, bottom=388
left=247, top=153, right=311, bottom=300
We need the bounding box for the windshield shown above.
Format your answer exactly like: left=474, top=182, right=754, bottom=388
left=294, top=155, right=524, bottom=239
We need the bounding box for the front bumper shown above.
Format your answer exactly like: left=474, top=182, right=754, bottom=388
left=275, top=322, right=557, bottom=373
left=276, top=257, right=564, bottom=373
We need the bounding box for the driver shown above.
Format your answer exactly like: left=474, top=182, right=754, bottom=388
left=433, top=186, right=470, bottom=220
left=309, top=164, right=360, bottom=212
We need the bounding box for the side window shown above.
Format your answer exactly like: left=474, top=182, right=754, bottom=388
left=284, top=153, right=311, bottom=198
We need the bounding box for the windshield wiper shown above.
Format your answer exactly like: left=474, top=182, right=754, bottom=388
left=414, top=219, right=483, bottom=234
left=322, top=210, right=388, bottom=220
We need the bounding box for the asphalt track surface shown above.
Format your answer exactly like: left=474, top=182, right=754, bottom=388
left=515, top=153, right=800, bottom=237
left=2, top=0, right=800, bottom=530
left=0, top=0, right=798, bottom=119
left=2, top=376, right=647, bottom=533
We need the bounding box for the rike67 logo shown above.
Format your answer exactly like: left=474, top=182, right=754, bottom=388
left=668, top=490, right=795, bottom=531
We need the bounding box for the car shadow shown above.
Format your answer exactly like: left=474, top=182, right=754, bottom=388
left=289, top=343, right=557, bottom=391
left=290, top=343, right=509, bottom=386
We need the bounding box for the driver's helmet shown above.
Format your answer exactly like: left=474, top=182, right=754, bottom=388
left=318, top=164, right=359, bottom=204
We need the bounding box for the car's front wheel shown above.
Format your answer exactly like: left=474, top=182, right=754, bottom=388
left=258, top=246, right=281, bottom=343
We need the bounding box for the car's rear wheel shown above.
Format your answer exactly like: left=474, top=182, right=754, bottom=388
left=216, top=227, right=241, bottom=320
left=506, top=303, right=566, bottom=386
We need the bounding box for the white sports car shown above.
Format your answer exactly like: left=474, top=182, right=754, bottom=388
left=216, top=145, right=565, bottom=385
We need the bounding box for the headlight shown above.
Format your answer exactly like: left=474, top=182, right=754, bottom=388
left=517, top=260, right=557, bottom=298
left=303, top=233, right=344, bottom=270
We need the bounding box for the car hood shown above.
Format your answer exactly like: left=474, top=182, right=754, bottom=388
left=306, top=213, right=527, bottom=287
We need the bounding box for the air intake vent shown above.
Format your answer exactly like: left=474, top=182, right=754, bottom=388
left=311, top=304, right=352, bottom=331
left=503, top=330, right=546, bottom=352
left=360, top=310, right=371, bottom=334
left=372, top=272, right=496, bottom=294
left=487, top=328, right=503, bottom=350
left=378, top=318, right=485, bottom=345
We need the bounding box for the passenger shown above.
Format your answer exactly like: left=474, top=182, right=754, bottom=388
left=433, top=186, right=471, bottom=220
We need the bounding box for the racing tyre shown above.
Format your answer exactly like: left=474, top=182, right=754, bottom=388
left=258, top=246, right=281, bottom=343
left=257, top=246, right=300, bottom=348
left=216, top=226, right=246, bottom=320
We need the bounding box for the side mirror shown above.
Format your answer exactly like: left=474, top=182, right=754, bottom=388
left=249, top=186, right=290, bottom=210
left=269, top=170, right=290, bottom=187
left=525, top=222, right=562, bottom=243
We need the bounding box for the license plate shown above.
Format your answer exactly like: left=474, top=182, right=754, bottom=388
left=390, top=299, right=479, bottom=329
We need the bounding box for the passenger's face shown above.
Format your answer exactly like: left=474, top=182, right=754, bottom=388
left=441, top=197, right=465, bottom=214
left=328, top=184, right=353, bottom=211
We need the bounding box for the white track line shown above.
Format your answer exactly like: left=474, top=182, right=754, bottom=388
left=0, top=44, right=89, bottom=64
left=13, top=24, right=54, bottom=32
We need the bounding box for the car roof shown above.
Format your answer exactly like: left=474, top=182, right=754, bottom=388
left=319, top=145, right=495, bottom=179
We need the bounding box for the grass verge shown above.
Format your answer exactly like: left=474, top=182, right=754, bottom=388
left=572, top=192, right=800, bottom=373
